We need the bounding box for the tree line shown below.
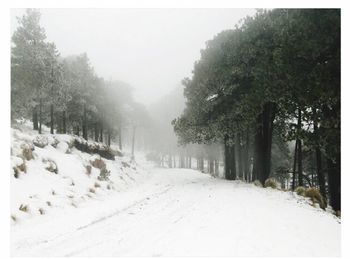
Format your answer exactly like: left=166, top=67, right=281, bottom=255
left=172, top=9, right=340, bottom=212
left=11, top=9, right=149, bottom=152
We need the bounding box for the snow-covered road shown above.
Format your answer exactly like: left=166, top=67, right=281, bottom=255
left=11, top=167, right=341, bottom=256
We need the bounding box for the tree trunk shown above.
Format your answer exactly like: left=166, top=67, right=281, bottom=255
left=214, top=160, right=219, bottom=177
left=33, top=106, right=38, bottom=130
left=168, top=154, right=173, bottom=168
left=252, top=102, right=276, bottom=184
left=245, top=128, right=250, bottom=182
left=39, top=99, right=42, bottom=134
left=198, top=156, right=204, bottom=171
left=296, top=108, right=303, bottom=187
left=107, top=128, right=111, bottom=147
left=62, top=110, right=66, bottom=134
left=50, top=104, right=54, bottom=134
left=209, top=159, right=214, bottom=176
left=131, top=126, right=136, bottom=160
left=327, top=156, right=340, bottom=212
left=82, top=104, right=87, bottom=140
left=313, top=110, right=327, bottom=202
left=99, top=122, right=103, bottom=143
left=118, top=126, right=122, bottom=150
left=94, top=122, right=99, bottom=141
left=292, top=140, right=298, bottom=190
left=224, top=136, right=236, bottom=180
left=237, top=132, right=243, bottom=180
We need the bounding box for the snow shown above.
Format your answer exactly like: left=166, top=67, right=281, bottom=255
left=206, top=93, right=218, bottom=101
left=10, top=121, right=340, bottom=256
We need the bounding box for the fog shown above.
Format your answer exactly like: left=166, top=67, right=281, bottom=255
left=11, top=8, right=256, bottom=106
left=11, top=8, right=257, bottom=170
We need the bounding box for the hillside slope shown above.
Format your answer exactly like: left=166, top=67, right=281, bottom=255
left=11, top=120, right=149, bottom=224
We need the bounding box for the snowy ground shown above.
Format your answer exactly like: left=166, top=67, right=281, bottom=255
left=11, top=165, right=341, bottom=256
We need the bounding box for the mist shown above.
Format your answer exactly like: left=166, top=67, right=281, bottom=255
left=9, top=7, right=341, bottom=256
left=11, top=8, right=256, bottom=105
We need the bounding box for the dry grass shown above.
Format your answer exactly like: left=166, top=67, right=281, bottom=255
left=89, top=187, right=96, bottom=193
left=94, top=182, right=101, bottom=188
left=295, top=186, right=306, bottom=196
left=11, top=214, right=17, bottom=222
left=91, top=158, right=106, bottom=169
left=22, top=147, right=34, bottom=160
left=122, top=161, right=130, bottom=168
left=305, top=187, right=326, bottom=210
left=46, top=201, right=52, bottom=206
left=38, top=208, right=45, bottom=215
left=85, top=165, right=92, bottom=176
left=264, top=177, right=278, bottom=189
left=19, top=204, right=28, bottom=212
left=253, top=180, right=262, bottom=187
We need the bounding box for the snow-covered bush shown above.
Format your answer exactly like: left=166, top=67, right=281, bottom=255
left=295, top=186, right=306, bottom=196
left=90, top=156, right=106, bottom=169
left=305, top=188, right=326, bottom=210
left=98, top=167, right=110, bottom=181
left=21, top=143, right=34, bottom=160
left=48, top=136, right=59, bottom=148
left=12, top=156, right=26, bottom=178
left=264, top=177, right=278, bottom=189
left=33, top=135, right=48, bottom=148
left=57, top=141, right=69, bottom=153
left=253, top=180, right=263, bottom=187
left=43, top=159, right=58, bottom=174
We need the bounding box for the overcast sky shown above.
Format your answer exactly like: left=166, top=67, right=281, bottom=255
left=11, top=8, right=257, bottom=106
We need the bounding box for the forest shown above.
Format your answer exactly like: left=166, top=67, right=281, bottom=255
left=11, top=9, right=340, bottom=214
left=172, top=9, right=341, bottom=212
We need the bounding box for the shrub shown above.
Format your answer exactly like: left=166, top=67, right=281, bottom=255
left=335, top=210, right=341, bottom=217
left=295, top=186, right=306, bottom=196
left=51, top=190, right=56, bottom=195
left=89, top=187, right=96, bottom=193
left=85, top=165, right=92, bottom=176
left=253, top=180, right=263, bottom=187
left=50, top=137, right=59, bottom=148
left=98, top=167, right=110, bottom=181
left=264, top=177, right=278, bottom=189
left=19, top=204, right=28, bottom=212
left=11, top=214, right=17, bottom=222
left=33, top=135, right=48, bottom=148
left=94, top=182, right=101, bottom=188
left=305, top=187, right=326, bottom=210
left=43, top=159, right=58, bottom=174
left=91, top=158, right=106, bottom=169
left=109, top=148, right=123, bottom=157
left=46, top=201, right=52, bottom=206
left=22, top=146, right=34, bottom=160
left=121, top=161, right=130, bottom=168
left=38, top=208, right=45, bottom=215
